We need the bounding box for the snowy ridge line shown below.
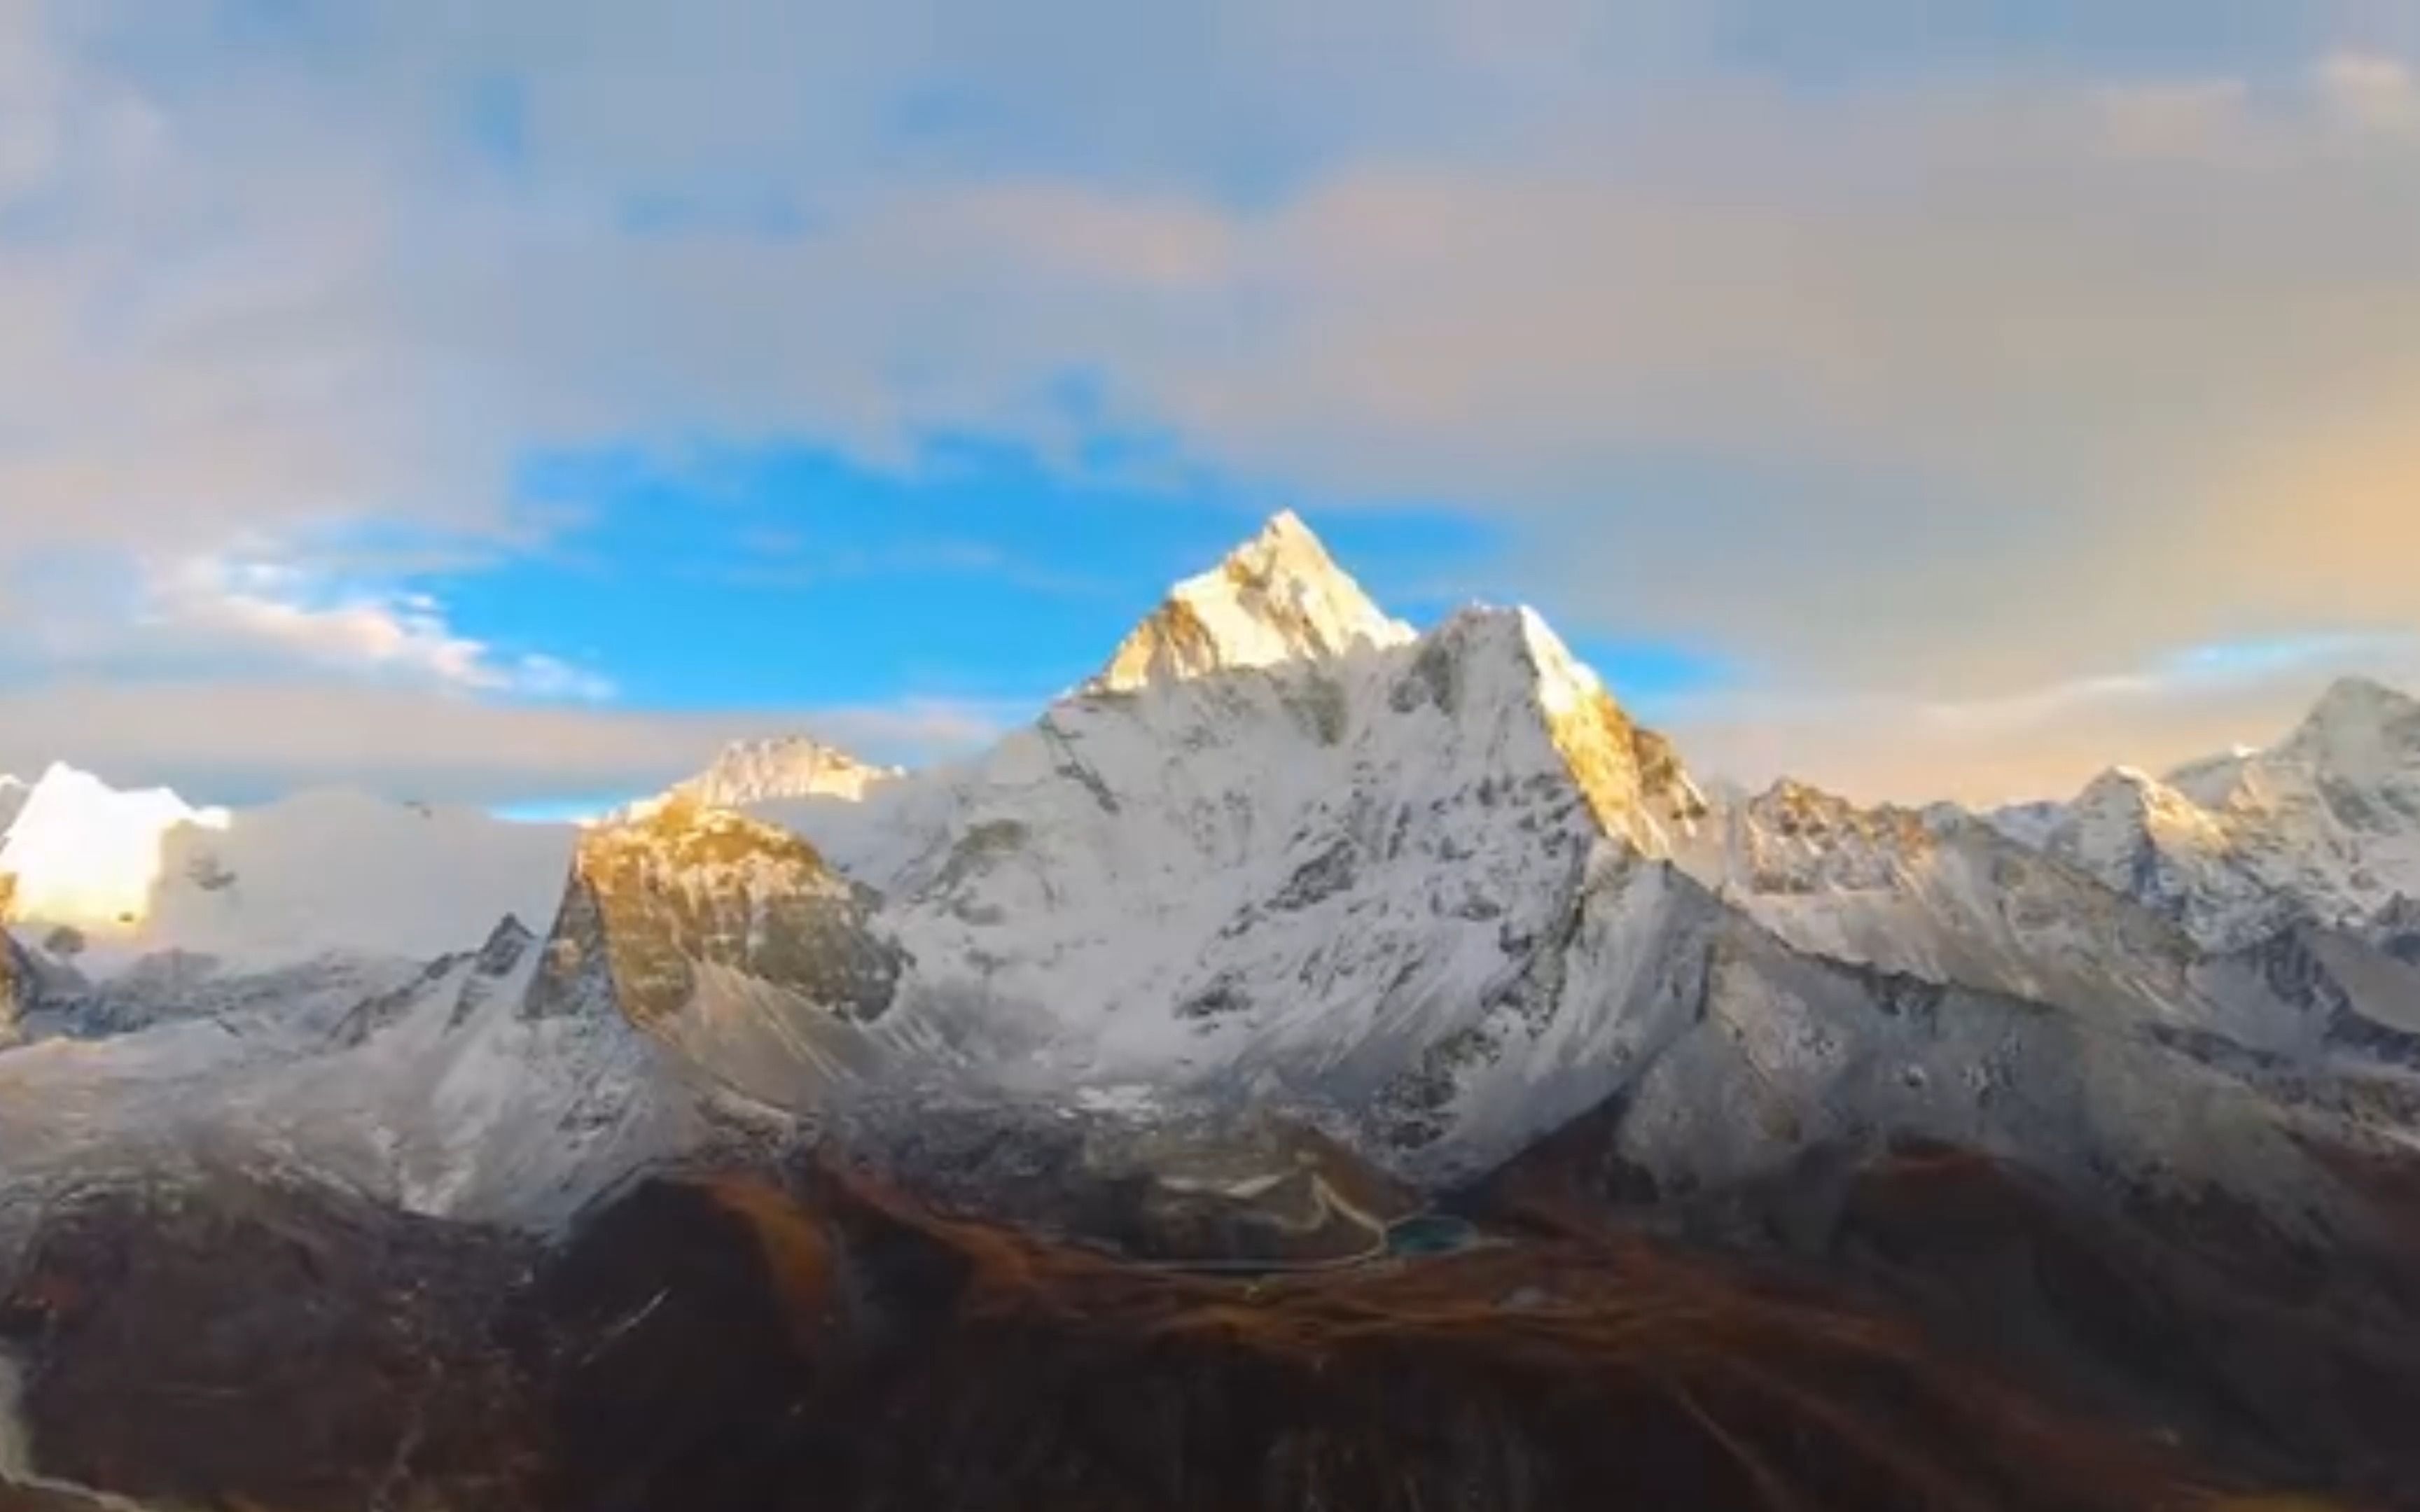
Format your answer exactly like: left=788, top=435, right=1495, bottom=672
left=1, top=512, right=2418, bottom=1247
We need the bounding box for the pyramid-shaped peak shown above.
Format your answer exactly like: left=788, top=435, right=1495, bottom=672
left=2301, top=675, right=2418, bottom=730
left=2286, top=674, right=2420, bottom=772
left=1089, top=511, right=1414, bottom=693
left=1255, top=507, right=1319, bottom=546
left=1216, top=510, right=1358, bottom=592
left=2073, top=764, right=2183, bottom=809
left=673, top=735, right=900, bottom=809
left=2058, top=764, right=2229, bottom=853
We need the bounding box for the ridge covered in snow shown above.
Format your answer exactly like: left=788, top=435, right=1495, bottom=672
left=1996, top=676, right=2420, bottom=948
left=656, top=736, right=900, bottom=812
left=2, top=512, right=2417, bottom=1251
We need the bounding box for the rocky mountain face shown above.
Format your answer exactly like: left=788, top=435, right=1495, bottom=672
left=524, top=799, right=908, bottom=1107
left=4, top=514, right=2420, bottom=1509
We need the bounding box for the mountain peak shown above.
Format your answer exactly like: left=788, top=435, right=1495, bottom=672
left=1419, top=603, right=1706, bottom=848
left=2285, top=675, right=2420, bottom=776
left=673, top=736, right=899, bottom=809
left=1088, top=511, right=1415, bottom=694
left=2300, top=674, right=2419, bottom=732
left=2072, top=763, right=2211, bottom=816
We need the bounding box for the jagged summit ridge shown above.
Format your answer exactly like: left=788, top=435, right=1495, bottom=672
left=1996, top=676, right=2420, bottom=948
left=2298, top=673, right=2420, bottom=732
left=670, top=735, right=900, bottom=809
left=1088, top=510, right=1416, bottom=694
left=2278, top=673, right=2420, bottom=779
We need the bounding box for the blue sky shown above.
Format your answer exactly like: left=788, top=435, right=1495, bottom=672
left=1, top=0, right=2417, bottom=808
left=458, top=437, right=1727, bottom=719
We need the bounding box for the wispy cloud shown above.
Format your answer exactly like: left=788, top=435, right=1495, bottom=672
left=0, top=547, right=611, bottom=701
left=144, top=555, right=614, bottom=700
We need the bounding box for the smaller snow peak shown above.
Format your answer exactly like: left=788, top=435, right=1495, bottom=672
left=2310, top=674, right=2413, bottom=720
left=674, top=735, right=900, bottom=810
left=2059, top=764, right=2227, bottom=858
left=2164, top=747, right=2253, bottom=803
left=475, top=913, right=537, bottom=976
left=2288, top=676, right=2420, bottom=776
left=1088, top=510, right=1414, bottom=694
left=2073, top=765, right=2176, bottom=818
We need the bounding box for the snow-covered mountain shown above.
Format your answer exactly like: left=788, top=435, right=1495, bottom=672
left=627, top=734, right=901, bottom=818
left=2, top=513, right=2416, bottom=1245
left=9, top=514, right=2420, bottom=1512
left=718, top=517, right=2407, bottom=1210
left=1995, top=677, right=2420, bottom=951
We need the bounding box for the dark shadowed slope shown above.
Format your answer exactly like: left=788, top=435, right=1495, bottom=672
left=525, top=1166, right=2293, bottom=1512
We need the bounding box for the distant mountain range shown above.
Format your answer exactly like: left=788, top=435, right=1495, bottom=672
left=4, top=512, right=2419, bottom=1511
